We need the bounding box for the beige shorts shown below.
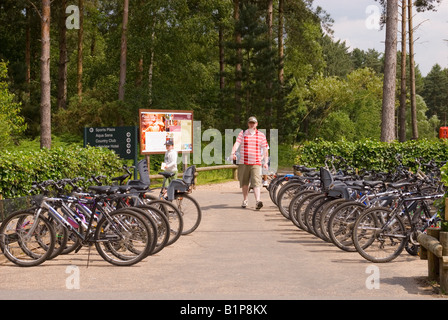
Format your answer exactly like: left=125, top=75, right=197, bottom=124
left=238, top=164, right=262, bottom=188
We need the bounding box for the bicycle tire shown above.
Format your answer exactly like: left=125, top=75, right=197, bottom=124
left=267, top=175, right=283, bottom=197
left=94, top=209, right=154, bottom=266
left=405, top=200, right=434, bottom=256
left=269, top=177, right=289, bottom=205
left=352, top=207, right=407, bottom=263
left=43, top=213, right=69, bottom=260
left=327, top=201, right=366, bottom=252
left=60, top=202, right=87, bottom=255
left=318, top=198, right=348, bottom=242
left=141, top=198, right=184, bottom=246
left=133, top=205, right=170, bottom=255
left=277, top=182, right=304, bottom=219
left=61, top=227, right=83, bottom=255
left=294, top=192, right=322, bottom=232
left=174, top=193, right=201, bottom=235
left=311, top=197, right=341, bottom=241
left=303, top=194, right=327, bottom=236
left=271, top=176, right=302, bottom=205
left=0, top=210, right=56, bottom=267
left=289, top=190, right=318, bottom=230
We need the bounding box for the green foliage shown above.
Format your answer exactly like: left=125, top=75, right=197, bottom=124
left=53, top=90, right=132, bottom=135
left=0, top=0, right=445, bottom=145
left=421, top=64, right=448, bottom=121
left=441, top=162, right=448, bottom=186
left=0, top=145, right=123, bottom=199
left=296, top=138, right=448, bottom=172
left=297, top=68, right=383, bottom=141
left=0, top=61, right=27, bottom=148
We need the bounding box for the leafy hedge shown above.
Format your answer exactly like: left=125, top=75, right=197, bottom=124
left=296, top=138, right=448, bottom=172
left=0, top=145, right=123, bottom=199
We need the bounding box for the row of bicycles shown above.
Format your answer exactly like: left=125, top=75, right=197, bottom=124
left=270, top=155, right=447, bottom=263
left=0, top=160, right=202, bottom=267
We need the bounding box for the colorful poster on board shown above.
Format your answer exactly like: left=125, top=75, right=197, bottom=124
left=139, top=109, right=193, bottom=154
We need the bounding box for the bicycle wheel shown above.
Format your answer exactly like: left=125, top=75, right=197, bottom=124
left=59, top=202, right=87, bottom=255
left=297, top=192, right=323, bottom=233
left=328, top=201, right=366, bottom=252
left=289, top=190, right=317, bottom=230
left=277, top=182, right=304, bottom=219
left=94, top=209, right=154, bottom=266
left=270, top=177, right=292, bottom=205
left=405, top=201, right=434, bottom=256
left=352, top=207, right=407, bottom=263
left=268, top=176, right=286, bottom=204
left=174, top=193, right=201, bottom=235
left=42, top=211, right=68, bottom=260
left=318, top=198, right=348, bottom=242
left=133, top=205, right=170, bottom=255
left=312, top=197, right=340, bottom=241
left=0, top=210, right=55, bottom=267
left=303, top=194, right=327, bottom=236
left=141, top=198, right=183, bottom=246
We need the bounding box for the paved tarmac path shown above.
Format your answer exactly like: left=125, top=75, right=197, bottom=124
left=0, top=181, right=445, bottom=300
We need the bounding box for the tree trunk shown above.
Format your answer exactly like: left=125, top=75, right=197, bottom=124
left=25, top=5, right=31, bottom=97
left=265, top=0, right=273, bottom=129
left=218, top=22, right=225, bottom=110
left=148, top=50, right=154, bottom=107
left=277, top=0, right=284, bottom=129
left=40, top=0, right=52, bottom=149
left=148, top=21, right=155, bottom=107
left=136, top=56, right=143, bottom=87
left=399, top=0, right=407, bottom=142
left=278, top=0, right=284, bottom=87
left=77, top=0, right=83, bottom=101
left=57, top=0, right=68, bottom=110
left=408, top=0, right=418, bottom=139
left=219, top=25, right=225, bottom=91
left=118, top=0, right=129, bottom=101
left=234, top=0, right=242, bottom=125
left=381, top=0, right=398, bottom=142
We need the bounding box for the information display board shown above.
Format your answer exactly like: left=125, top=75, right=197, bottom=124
left=139, top=109, right=193, bottom=155
left=84, top=126, right=138, bottom=160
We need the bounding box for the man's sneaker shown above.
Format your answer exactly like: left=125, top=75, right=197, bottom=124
left=241, top=200, right=248, bottom=208
left=262, top=180, right=269, bottom=187
left=256, top=201, right=263, bottom=210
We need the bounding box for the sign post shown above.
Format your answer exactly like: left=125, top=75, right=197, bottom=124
left=84, top=126, right=138, bottom=177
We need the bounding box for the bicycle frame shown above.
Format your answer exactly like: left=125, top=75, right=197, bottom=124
left=37, top=197, right=92, bottom=243
left=380, top=193, right=443, bottom=237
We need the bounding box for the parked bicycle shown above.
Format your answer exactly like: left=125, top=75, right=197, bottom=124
left=0, top=180, right=156, bottom=267
left=352, top=182, right=444, bottom=263
left=111, top=160, right=201, bottom=235
left=270, top=154, right=446, bottom=263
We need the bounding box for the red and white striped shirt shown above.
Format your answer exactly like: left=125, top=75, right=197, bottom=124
left=236, top=129, right=268, bottom=165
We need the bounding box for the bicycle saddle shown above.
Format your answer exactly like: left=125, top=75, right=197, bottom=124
left=88, top=185, right=112, bottom=194
left=389, top=181, right=412, bottom=189
left=158, top=171, right=176, bottom=178
left=363, top=181, right=384, bottom=188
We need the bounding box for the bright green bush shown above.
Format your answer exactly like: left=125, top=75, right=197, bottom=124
left=0, top=145, right=123, bottom=199
left=296, top=138, right=448, bottom=172
left=0, top=61, right=27, bottom=148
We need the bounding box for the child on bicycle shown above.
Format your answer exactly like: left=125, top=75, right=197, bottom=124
left=162, top=140, right=178, bottom=185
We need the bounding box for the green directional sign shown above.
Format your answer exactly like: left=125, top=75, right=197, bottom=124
left=84, top=126, right=138, bottom=160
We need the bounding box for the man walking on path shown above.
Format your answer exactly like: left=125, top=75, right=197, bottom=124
left=231, top=116, right=269, bottom=210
